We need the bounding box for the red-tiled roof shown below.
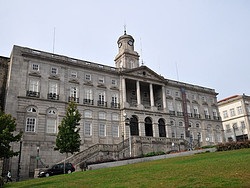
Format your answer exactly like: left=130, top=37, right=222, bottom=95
left=218, top=95, right=239, bottom=103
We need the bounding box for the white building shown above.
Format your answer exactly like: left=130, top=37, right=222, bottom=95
left=3, top=31, right=224, bottom=178
left=218, top=94, right=250, bottom=142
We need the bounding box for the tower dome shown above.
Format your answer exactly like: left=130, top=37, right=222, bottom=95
left=114, top=31, right=140, bottom=69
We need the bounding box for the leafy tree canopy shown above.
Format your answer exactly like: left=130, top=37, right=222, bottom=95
left=0, top=108, right=22, bottom=159
left=55, top=102, right=81, bottom=154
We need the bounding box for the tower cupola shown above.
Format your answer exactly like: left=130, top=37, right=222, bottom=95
left=114, top=30, right=140, bottom=69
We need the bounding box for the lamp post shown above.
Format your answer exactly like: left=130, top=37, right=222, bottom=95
left=241, top=124, right=245, bottom=141
left=36, top=146, right=40, bottom=169
left=16, top=137, right=23, bottom=182
left=124, top=113, right=131, bottom=157
left=188, top=128, right=193, bottom=151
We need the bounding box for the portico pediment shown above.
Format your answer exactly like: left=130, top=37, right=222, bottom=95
left=121, top=66, right=166, bottom=83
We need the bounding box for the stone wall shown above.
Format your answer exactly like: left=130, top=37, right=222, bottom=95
left=0, top=56, right=9, bottom=110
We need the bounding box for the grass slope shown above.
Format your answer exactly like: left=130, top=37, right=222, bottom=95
left=5, top=149, right=250, bottom=188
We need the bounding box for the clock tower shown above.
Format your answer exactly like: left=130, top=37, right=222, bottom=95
left=114, top=31, right=140, bottom=69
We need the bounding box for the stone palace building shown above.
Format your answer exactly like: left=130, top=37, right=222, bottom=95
left=1, top=31, right=224, bottom=178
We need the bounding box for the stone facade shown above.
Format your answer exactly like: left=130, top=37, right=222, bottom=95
left=3, top=32, right=224, bottom=179
left=0, top=56, right=9, bottom=110
left=218, top=94, right=250, bottom=142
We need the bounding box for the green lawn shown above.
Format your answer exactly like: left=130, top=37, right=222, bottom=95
left=5, top=149, right=250, bottom=188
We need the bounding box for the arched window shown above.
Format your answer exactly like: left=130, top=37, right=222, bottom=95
left=84, top=110, right=92, bottom=118
left=158, top=119, right=166, bottom=137
left=145, top=117, right=153, bottom=137
left=130, top=115, right=139, bottom=136
left=46, top=108, right=57, bottom=134
left=26, top=106, right=38, bottom=132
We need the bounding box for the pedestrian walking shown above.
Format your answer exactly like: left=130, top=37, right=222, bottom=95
left=6, top=170, right=12, bottom=183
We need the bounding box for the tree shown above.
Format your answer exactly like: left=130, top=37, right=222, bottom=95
left=54, top=102, right=81, bottom=173
left=0, top=108, right=22, bottom=160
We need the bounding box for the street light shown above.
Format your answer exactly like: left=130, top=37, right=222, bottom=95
left=188, top=128, right=193, bottom=151
left=16, top=137, right=23, bottom=182
left=124, top=113, right=132, bottom=157
left=122, top=132, right=125, bottom=158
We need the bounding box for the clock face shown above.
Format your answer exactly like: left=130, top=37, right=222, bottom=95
left=128, top=40, right=133, bottom=46
left=118, top=42, right=122, bottom=48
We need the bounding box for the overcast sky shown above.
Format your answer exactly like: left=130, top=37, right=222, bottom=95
left=1, top=0, right=249, bottom=100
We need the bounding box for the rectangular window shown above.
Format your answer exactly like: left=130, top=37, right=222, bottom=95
left=194, top=106, right=199, bottom=114
left=172, top=132, right=175, bottom=138
left=47, top=119, right=56, bottom=133
left=51, top=67, right=57, bottom=74
left=85, top=74, right=91, bottom=81
left=98, top=77, right=104, bottom=83
left=212, top=109, right=217, bottom=117
left=230, top=108, right=235, bottom=116
left=71, top=71, right=77, bottom=78
left=111, top=79, right=117, bottom=85
left=177, top=102, right=182, bottom=112
left=84, top=89, right=93, bottom=100
left=84, top=111, right=92, bottom=118
left=29, top=79, right=39, bottom=92
left=223, top=111, right=228, bottom=118
left=32, top=64, right=39, bottom=71
left=241, top=121, right=246, bottom=129
left=85, top=123, right=91, bottom=136
left=99, top=124, right=106, bottom=137
left=167, top=101, right=174, bottom=111
left=202, top=96, right=206, bottom=102
left=175, top=91, right=179, bottom=97
left=49, top=82, right=58, bottom=94
left=192, top=94, right=196, bottom=100
left=166, top=89, right=171, bottom=95
left=99, top=112, right=106, bottom=119
left=180, top=133, right=184, bottom=138
left=98, top=91, right=105, bottom=102
left=26, top=117, right=36, bottom=132
left=204, top=108, right=209, bottom=115
left=112, top=125, right=119, bottom=137
left=237, top=106, right=243, bottom=115
left=112, top=113, right=119, bottom=121
left=70, top=86, right=78, bottom=98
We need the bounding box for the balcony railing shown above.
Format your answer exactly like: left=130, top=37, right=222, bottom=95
left=83, top=99, right=94, bottom=105
left=27, top=91, right=40, bottom=98
left=205, top=115, right=211, bottom=119
left=194, top=113, right=201, bottom=119
left=111, top=102, right=120, bottom=108
left=213, top=116, right=221, bottom=120
left=177, top=112, right=184, bottom=116
left=169, top=110, right=175, bottom=116
left=47, top=93, right=59, bottom=100
left=188, top=113, right=193, bottom=117
left=68, top=96, right=79, bottom=103
left=98, top=100, right=107, bottom=107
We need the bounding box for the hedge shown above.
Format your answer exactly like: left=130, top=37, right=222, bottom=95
left=216, top=140, right=250, bottom=151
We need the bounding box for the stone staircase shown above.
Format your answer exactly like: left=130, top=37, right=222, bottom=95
left=57, top=136, right=192, bottom=171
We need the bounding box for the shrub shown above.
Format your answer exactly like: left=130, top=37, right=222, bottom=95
left=201, top=145, right=216, bottom=149
left=142, top=151, right=165, bottom=157
left=0, top=176, right=4, bottom=187
left=216, top=140, right=250, bottom=151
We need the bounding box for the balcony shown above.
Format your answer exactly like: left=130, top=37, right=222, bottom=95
left=177, top=112, right=184, bottom=116
left=169, top=110, right=175, bottom=116
left=83, top=99, right=94, bottom=105
left=98, top=100, right=107, bottom=107
left=111, top=102, right=120, bottom=108
left=213, top=116, right=221, bottom=120
left=205, top=115, right=211, bottom=119
left=68, top=96, right=79, bottom=103
left=27, top=91, right=40, bottom=98
left=47, top=93, right=59, bottom=100
left=188, top=113, right=193, bottom=117
left=194, top=113, right=201, bottom=119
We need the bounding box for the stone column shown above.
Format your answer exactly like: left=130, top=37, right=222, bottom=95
left=150, top=83, right=154, bottom=107
left=139, top=121, right=145, bottom=136
left=122, top=78, right=126, bottom=104
left=153, top=123, right=159, bottom=137
left=162, top=86, right=166, bottom=111
left=136, top=80, right=141, bottom=105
